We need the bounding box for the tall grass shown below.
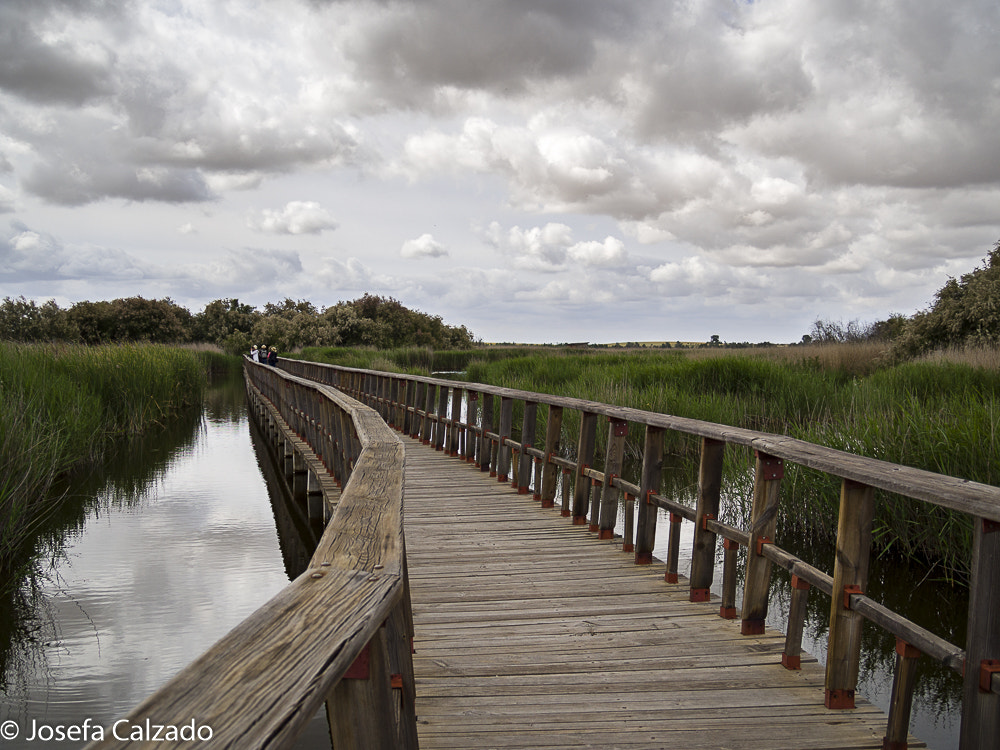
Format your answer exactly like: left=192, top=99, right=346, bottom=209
left=291, top=342, right=997, bottom=580
left=0, top=343, right=209, bottom=589
left=483, top=347, right=998, bottom=581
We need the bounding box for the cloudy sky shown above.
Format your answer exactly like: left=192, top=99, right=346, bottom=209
left=2, top=0, right=999, bottom=344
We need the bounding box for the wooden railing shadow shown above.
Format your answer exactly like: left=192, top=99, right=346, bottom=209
left=85, top=358, right=417, bottom=749
left=281, top=356, right=1000, bottom=750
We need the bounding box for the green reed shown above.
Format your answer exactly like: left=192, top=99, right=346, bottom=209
left=464, top=347, right=995, bottom=583
left=291, top=343, right=997, bottom=580
left=0, top=343, right=209, bottom=588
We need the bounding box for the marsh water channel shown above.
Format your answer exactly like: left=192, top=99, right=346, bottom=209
left=0, top=375, right=970, bottom=749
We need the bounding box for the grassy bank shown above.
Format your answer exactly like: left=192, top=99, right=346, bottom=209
left=0, top=343, right=214, bottom=588
left=296, top=343, right=997, bottom=581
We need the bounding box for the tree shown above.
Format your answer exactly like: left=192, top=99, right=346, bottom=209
left=194, top=298, right=260, bottom=348
left=894, top=242, right=1000, bottom=356
left=0, top=297, right=78, bottom=342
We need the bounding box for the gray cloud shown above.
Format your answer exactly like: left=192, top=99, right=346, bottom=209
left=1, top=0, right=999, bottom=344
left=0, top=0, right=122, bottom=105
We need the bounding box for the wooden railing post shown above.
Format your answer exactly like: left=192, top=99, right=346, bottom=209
left=421, top=383, right=435, bottom=445
left=539, top=405, right=563, bottom=507
left=782, top=575, right=811, bottom=670
left=496, top=397, right=514, bottom=483
left=572, top=412, right=598, bottom=525
left=479, top=392, right=494, bottom=473
left=741, top=451, right=783, bottom=635
left=402, top=379, right=415, bottom=435
left=825, top=478, right=875, bottom=709
left=465, top=390, right=479, bottom=462
left=719, top=538, right=740, bottom=619
left=449, top=386, right=463, bottom=457
left=598, top=418, right=627, bottom=538
left=410, top=381, right=424, bottom=440
left=690, top=437, right=724, bottom=602
left=634, top=425, right=664, bottom=565
left=884, top=639, right=921, bottom=750
left=326, top=625, right=398, bottom=749
left=517, top=401, right=538, bottom=494
left=435, top=384, right=449, bottom=451
left=959, top=516, right=1000, bottom=749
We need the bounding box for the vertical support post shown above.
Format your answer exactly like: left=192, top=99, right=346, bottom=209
left=740, top=451, right=783, bottom=636
left=588, top=477, right=601, bottom=533
left=421, top=383, right=435, bottom=445
left=326, top=627, right=396, bottom=749
left=959, top=516, right=1000, bottom=748
left=572, top=412, right=598, bottom=525
left=690, top=438, right=725, bottom=602
left=403, top=380, right=416, bottom=437
left=825, top=478, right=875, bottom=709
left=479, top=393, right=494, bottom=473
left=395, top=378, right=406, bottom=430
left=883, top=639, right=921, bottom=750
left=466, top=390, right=479, bottom=462
left=448, top=386, right=463, bottom=457
left=539, top=406, right=563, bottom=507
left=435, top=385, right=449, bottom=451
left=496, top=397, right=514, bottom=483
left=561, top=469, right=572, bottom=518
left=598, top=418, right=628, bottom=539
left=664, top=513, right=682, bottom=583
left=517, top=402, right=538, bottom=494
left=634, top=426, right=664, bottom=565
left=720, top=538, right=739, bottom=619
left=782, top=574, right=811, bottom=669
left=409, top=381, right=423, bottom=439
left=622, top=492, right=635, bottom=552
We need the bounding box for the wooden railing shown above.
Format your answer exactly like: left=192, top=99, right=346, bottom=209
left=280, top=356, right=1000, bottom=750
left=85, top=358, right=418, bottom=749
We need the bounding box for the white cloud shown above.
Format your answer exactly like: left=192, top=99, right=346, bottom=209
left=248, top=201, right=339, bottom=235
left=401, top=233, right=448, bottom=258
left=567, top=237, right=628, bottom=268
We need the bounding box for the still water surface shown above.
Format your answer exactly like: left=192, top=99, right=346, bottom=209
left=0, top=376, right=328, bottom=748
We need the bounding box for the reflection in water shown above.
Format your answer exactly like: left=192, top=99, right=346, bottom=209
left=0, top=373, right=329, bottom=748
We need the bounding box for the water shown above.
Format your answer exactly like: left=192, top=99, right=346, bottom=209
left=0, top=374, right=329, bottom=748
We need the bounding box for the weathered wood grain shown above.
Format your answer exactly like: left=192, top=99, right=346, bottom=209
left=402, top=438, right=923, bottom=750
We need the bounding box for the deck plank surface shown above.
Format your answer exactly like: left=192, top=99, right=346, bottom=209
left=403, top=437, right=920, bottom=750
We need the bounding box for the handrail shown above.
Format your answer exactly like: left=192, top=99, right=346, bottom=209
left=281, top=356, right=1000, bottom=750
left=85, top=358, right=417, bottom=749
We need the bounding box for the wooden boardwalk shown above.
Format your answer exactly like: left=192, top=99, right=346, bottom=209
left=402, top=436, right=919, bottom=750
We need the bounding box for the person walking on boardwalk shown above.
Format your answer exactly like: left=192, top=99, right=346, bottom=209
left=267, top=346, right=277, bottom=366
left=251, top=345, right=259, bottom=362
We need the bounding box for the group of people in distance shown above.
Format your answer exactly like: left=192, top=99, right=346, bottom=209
left=251, top=345, right=277, bottom=365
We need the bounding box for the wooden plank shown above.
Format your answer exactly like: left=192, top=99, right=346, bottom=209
left=401, top=438, right=922, bottom=750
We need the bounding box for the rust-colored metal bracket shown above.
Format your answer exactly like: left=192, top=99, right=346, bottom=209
left=980, top=659, right=1000, bottom=693
left=701, top=513, right=716, bottom=531
left=843, top=584, right=863, bottom=610
left=755, top=535, right=772, bottom=556
left=825, top=688, right=855, bottom=710
left=790, top=574, right=810, bottom=591
left=755, top=451, right=784, bottom=480
left=343, top=644, right=370, bottom=680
